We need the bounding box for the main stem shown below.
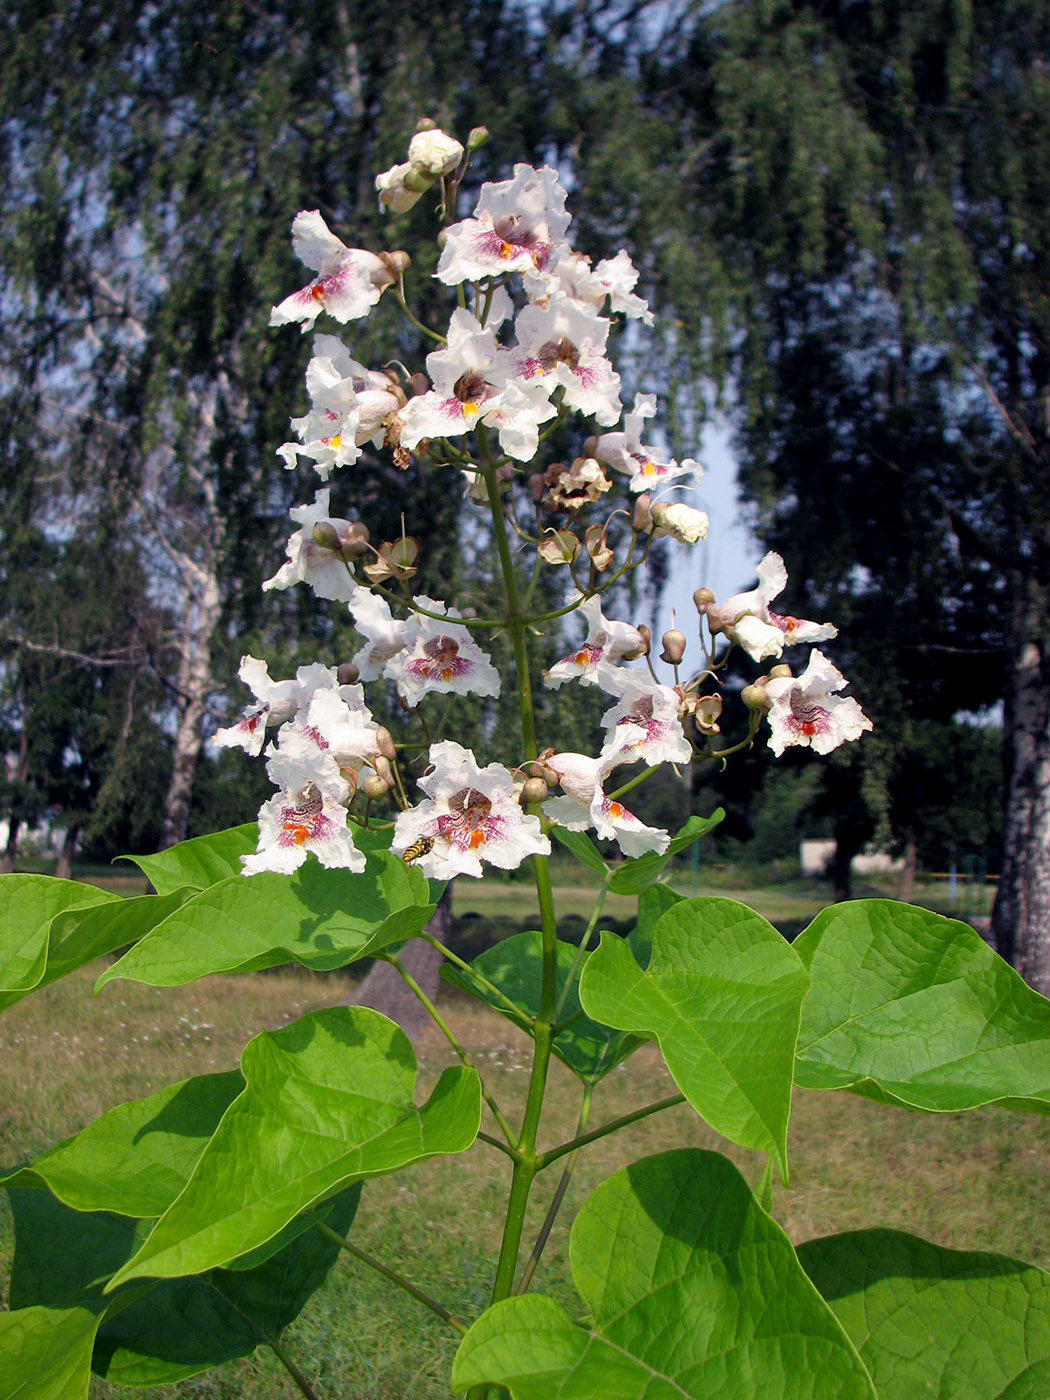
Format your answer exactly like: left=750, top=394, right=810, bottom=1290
left=479, top=455, right=560, bottom=1316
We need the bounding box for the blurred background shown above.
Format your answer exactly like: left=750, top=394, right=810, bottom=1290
left=1, top=0, right=1046, bottom=976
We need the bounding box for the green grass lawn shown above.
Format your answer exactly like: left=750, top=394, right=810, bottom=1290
left=0, top=953, right=1045, bottom=1400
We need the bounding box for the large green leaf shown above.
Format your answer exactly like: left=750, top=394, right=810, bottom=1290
left=119, top=824, right=260, bottom=895
left=1, top=1070, right=243, bottom=1216
left=5, top=1181, right=359, bottom=1389
left=799, top=1229, right=1050, bottom=1400
left=0, top=888, right=196, bottom=1016
left=441, top=930, right=644, bottom=1082
left=107, top=1006, right=480, bottom=1286
left=0, top=875, right=117, bottom=998
left=606, top=810, right=724, bottom=894
left=793, top=900, right=1050, bottom=1112
left=452, top=1149, right=876, bottom=1398
left=96, top=850, right=435, bottom=988
left=0, top=1305, right=102, bottom=1400
left=578, top=897, right=808, bottom=1177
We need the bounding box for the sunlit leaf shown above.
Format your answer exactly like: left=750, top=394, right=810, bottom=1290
left=2, top=1070, right=243, bottom=1216
left=579, top=897, right=807, bottom=1176
left=799, top=1229, right=1050, bottom=1400
left=118, top=824, right=260, bottom=895
left=0, top=1305, right=101, bottom=1400
left=453, top=1149, right=876, bottom=1398
left=107, top=1006, right=480, bottom=1286
left=96, top=851, right=435, bottom=988
left=794, top=900, right=1050, bottom=1112
left=0, top=876, right=117, bottom=998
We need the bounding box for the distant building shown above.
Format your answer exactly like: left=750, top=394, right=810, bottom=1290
left=800, top=840, right=903, bottom=878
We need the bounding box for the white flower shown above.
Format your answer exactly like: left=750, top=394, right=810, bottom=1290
left=398, top=310, right=506, bottom=449
left=392, top=741, right=549, bottom=879
left=348, top=588, right=413, bottom=681
left=544, top=596, right=645, bottom=688
left=764, top=650, right=873, bottom=757
left=504, top=294, right=622, bottom=426
left=262, top=489, right=360, bottom=603
left=212, top=657, right=342, bottom=755
left=590, top=393, right=701, bottom=493
left=709, top=553, right=837, bottom=662
left=540, top=246, right=654, bottom=324
left=649, top=501, right=709, bottom=545
left=385, top=597, right=500, bottom=706
left=436, top=165, right=571, bottom=285
left=541, top=750, right=669, bottom=858
left=242, top=749, right=364, bottom=875
left=269, top=211, right=394, bottom=330
left=596, top=665, right=693, bottom=765
left=407, top=129, right=463, bottom=177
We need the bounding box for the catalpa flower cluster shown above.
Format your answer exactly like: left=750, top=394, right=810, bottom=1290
left=216, top=121, right=870, bottom=881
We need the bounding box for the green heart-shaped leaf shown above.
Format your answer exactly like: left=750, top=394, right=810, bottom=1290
left=0, top=876, right=117, bottom=999
left=607, top=810, right=724, bottom=894
left=794, top=900, right=1050, bottom=1112
left=579, top=897, right=808, bottom=1177
left=5, top=1180, right=359, bottom=1389
left=2, top=1070, right=243, bottom=1216
left=96, top=850, right=435, bottom=988
left=0, top=1305, right=102, bottom=1400
left=453, top=1149, right=876, bottom=1398
left=119, top=824, right=260, bottom=895
left=107, top=1006, right=480, bottom=1286
left=799, top=1229, right=1050, bottom=1400
left=441, top=930, right=644, bottom=1081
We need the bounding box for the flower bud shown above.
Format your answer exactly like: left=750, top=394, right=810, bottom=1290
left=520, top=777, right=548, bottom=805
left=633, top=624, right=652, bottom=657
left=530, top=471, right=548, bottom=504
left=342, top=522, right=370, bottom=557
left=373, top=755, right=393, bottom=785
left=633, top=493, right=653, bottom=532
left=408, top=128, right=464, bottom=177
left=768, top=663, right=793, bottom=680
left=414, top=116, right=438, bottom=132
left=378, top=249, right=411, bottom=277
left=337, top=662, right=360, bottom=685
left=467, top=126, right=490, bottom=151
left=527, top=759, right=558, bottom=784
left=407, top=372, right=430, bottom=397
left=740, top=682, right=770, bottom=711
left=375, top=726, right=398, bottom=761
left=362, top=773, right=390, bottom=800
left=693, top=587, right=715, bottom=610
left=660, top=628, right=687, bottom=665
left=582, top=434, right=599, bottom=457
left=376, top=163, right=427, bottom=213
left=311, top=521, right=339, bottom=551
left=650, top=501, right=709, bottom=545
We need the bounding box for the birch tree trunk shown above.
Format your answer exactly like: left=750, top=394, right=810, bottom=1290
left=992, top=573, right=1050, bottom=995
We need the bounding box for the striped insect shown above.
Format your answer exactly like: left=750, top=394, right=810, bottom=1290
left=401, top=835, right=436, bottom=865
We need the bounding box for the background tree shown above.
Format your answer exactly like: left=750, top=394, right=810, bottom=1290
left=554, top=0, right=1048, bottom=985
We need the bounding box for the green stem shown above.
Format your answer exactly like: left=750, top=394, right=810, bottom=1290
left=552, top=876, right=610, bottom=1023
left=315, top=1222, right=466, bottom=1336
left=517, top=1082, right=594, bottom=1294
left=537, top=1093, right=686, bottom=1169
left=269, top=1338, right=320, bottom=1400
left=417, top=929, right=533, bottom=1024
left=389, top=957, right=518, bottom=1149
